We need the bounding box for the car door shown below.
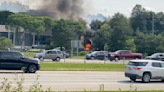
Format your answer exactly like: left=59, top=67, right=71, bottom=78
left=44, top=51, right=52, bottom=59
left=0, top=52, right=15, bottom=70
left=120, top=51, right=130, bottom=59
left=157, top=54, right=164, bottom=61
left=160, top=63, right=164, bottom=78
left=98, top=52, right=106, bottom=60
left=151, top=62, right=163, bottom=78
left=51, top=51, right=57, bottom=59
left=12, top=52, right=25, bottom=70
left=95, top=52, right=101, bottom=59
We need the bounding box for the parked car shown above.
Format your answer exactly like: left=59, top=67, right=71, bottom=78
left=27, top=45, right=46, bottom=53
left=52, top=48, right=69, bottom=58
left=145, top=53, right=164, bottom=61
left=85, top=51, right=108, bottom=60
left=125, top=59, right=164, bottom=83
left=34, top=50, right=63, bottom=62
left=108, top=50, right=143, bottom=62
left=0, top=51, right=40, bottom=73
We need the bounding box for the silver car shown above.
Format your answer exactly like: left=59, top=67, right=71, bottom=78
left=125, top=59, right=164, bottom=83
left=34, top=50, right=63, bottom=62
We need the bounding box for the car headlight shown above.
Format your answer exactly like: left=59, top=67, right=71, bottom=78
left=37, top=59, right=41, bottom=64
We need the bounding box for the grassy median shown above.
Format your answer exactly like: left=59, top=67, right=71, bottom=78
left=40, top=63, right=125, bottom=71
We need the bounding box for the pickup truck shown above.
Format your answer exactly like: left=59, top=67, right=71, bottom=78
left=108, top=50, right=143, bottom=62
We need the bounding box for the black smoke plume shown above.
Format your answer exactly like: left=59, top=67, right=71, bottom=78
left=27, top=0, right=87, bottom=24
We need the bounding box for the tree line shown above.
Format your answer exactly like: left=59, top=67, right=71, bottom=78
left=91, top=4, right=164, bottom=56
left=0, top=4, right=164, bottom=56
left=0, top=11, right=86, bottom=50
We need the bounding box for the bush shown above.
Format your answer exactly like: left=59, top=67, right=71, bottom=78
left=79, top=51, right=88, bottom=56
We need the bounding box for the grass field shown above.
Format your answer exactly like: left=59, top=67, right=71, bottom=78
left=21, top=52, right=35, bottom=58
left=40, top=63, right=125, bottom=71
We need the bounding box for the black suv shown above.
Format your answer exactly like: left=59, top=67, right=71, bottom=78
left=0, top=51, right=40, bottom=73
left=85, top=51, right=109, bottom=60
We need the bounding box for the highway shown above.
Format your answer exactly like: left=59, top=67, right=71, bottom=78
left=44, top=59, right=130, bottom=64
left=0, top=71, right=164, bottom=91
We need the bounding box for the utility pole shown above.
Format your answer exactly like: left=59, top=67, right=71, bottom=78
left=152, top=13, right=155, bottom=35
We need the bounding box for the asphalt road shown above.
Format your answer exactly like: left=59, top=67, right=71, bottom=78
left=43, top=59, right=130, bottom=64
left=0, top=71, right=164, bottom=91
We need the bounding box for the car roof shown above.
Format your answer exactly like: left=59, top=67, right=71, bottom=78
left=152, top=53, right=164, bottom=55
left=130, top=59, right=164, bottom=63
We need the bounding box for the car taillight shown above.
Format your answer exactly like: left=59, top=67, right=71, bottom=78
left=133, top=67, right=142, bottom=70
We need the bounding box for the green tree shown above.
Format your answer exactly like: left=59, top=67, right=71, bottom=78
left=134, top=29, right=164, bottom=55
left=90, top=20, right=106, bottom=31
left=6, top=13, right=45, bottom=45
left=92, top=24, right=111, bottom=50
left=50, top=19, right=86, bottom=50
left=0, top=37, right=13, bottom=50
left=130, top=4, right=147, bottom=33
left=108, top=12, right=133, bottom=51
left=124, top=39, right=136, bottom=52
left=0, top=11, right=14, bottom=25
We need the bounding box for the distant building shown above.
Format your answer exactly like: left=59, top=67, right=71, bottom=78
left=0, top=25, right=51, bottom=46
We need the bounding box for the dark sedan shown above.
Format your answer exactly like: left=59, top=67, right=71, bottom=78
left=85, top=51, right=108, bottom=60
left=145, top=53, right=164, bottom=61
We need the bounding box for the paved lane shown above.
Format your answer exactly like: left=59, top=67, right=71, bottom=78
left=0, top=71, right=164, bottom=91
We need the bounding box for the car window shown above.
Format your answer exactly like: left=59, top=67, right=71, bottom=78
left=161, top=63, right=164, bottom=68
left=158, top=54, right=164, bottom=58
left=99, top=52, right=104, bottom=55
left=122, top=51, right=129, bottom=54
left=152, top=63, right=162, bottom=68
left=13, top=52, right=23, bottom=58
left=51, top=51, right=57, bottom=54
left=1, top=52, right=13, bottom=58
left=57, top=51, right=62, bottom=54
left=128, top=61, right=148, bottom=66
left=46, top=51, right=51, bottom=54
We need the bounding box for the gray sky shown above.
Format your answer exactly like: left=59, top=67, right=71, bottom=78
left=87, top=0, right=164, bottom=17
left=0, top=0, right=163, bottom=17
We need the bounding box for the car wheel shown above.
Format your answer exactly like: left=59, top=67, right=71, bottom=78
left=28, top=64, right=37, bottom=73
left=39, top=57, right=44, bottom=61
left=130, top=78, right=136, bottom=82
left=115, top=57, right=119, bottom=62
left=135, top=57, right=139, bottom=60
left=142, top=73, right=151, bottom=83
left=52, top=59, right=56, bottom=61
left=91, top=57, right=94, bottom=60
left=161, top=79, right=164, bottom=82
left=56, top=57, right=60, bottom=62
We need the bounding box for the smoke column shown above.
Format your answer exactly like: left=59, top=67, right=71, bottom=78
left=4, top=0, right=90, bottom=23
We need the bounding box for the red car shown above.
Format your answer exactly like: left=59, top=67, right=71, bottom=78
left=108, top=50, right=143, bottom=62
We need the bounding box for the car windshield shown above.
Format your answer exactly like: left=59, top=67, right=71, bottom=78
left=151, top=53, right=159, bottom=57
left=115, top=51, right=121, bottom=53
left=91, top=51, right=97, bottom=54
left=41, top=51, right=47, bottom=54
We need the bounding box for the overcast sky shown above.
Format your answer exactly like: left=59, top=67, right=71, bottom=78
left=87, top=0, right=163, bottom=17
left=0, top=0, right=163, bottom=17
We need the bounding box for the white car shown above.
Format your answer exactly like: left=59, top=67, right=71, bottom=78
left=125, top=59, right=164, bottom=83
